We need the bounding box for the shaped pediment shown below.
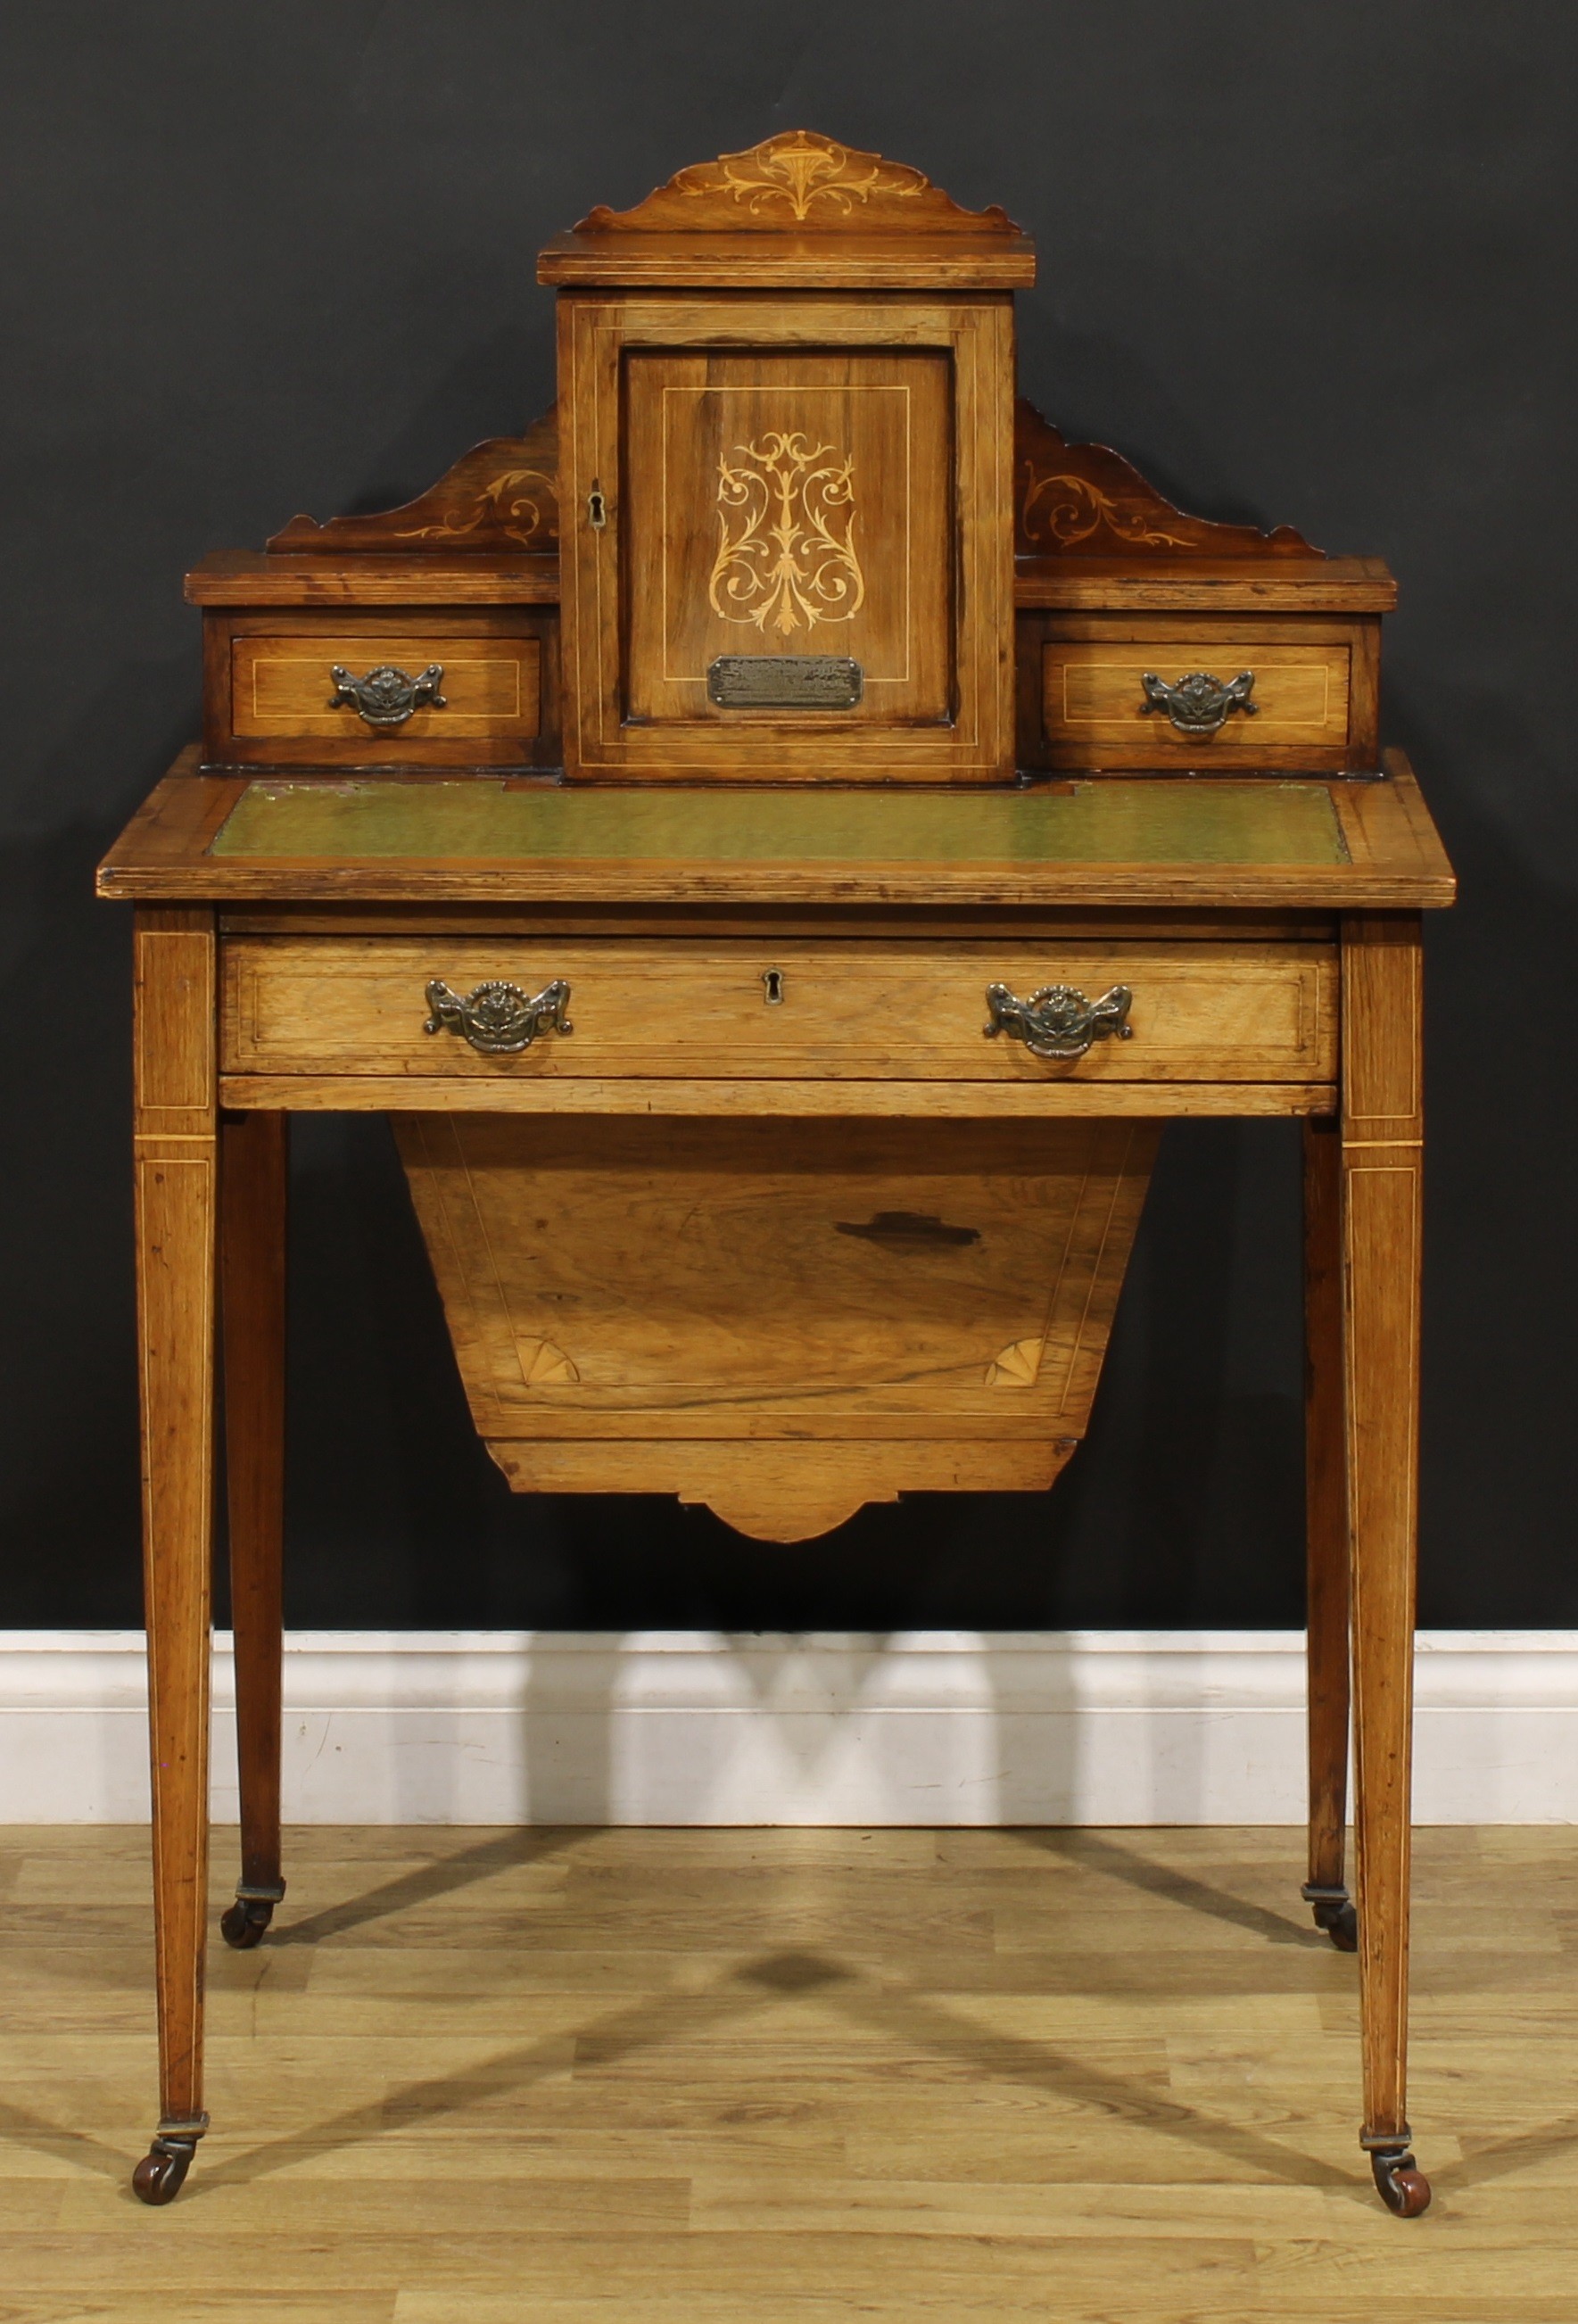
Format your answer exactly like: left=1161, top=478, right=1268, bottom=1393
left=576, top=128, right=1022, bottom=236
left=268, top=409, right=558, bottom=555
left=1015, top=400, right=1319, bottom=559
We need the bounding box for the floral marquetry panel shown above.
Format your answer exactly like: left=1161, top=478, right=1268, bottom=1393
left=624, top=351, right=953, bottom=727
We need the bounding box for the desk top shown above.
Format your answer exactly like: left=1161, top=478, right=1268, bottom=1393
left=99, top=750, right=1455, bottom=911
left=211, top=774, right=1348, bottom=868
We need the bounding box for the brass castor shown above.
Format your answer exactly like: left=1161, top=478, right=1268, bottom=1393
left=1301, top=1882, right=1358, bottom=1952
left=219, top=1898, right=275, bottom=1949
left=1371, top=2146, right=1432, bottom=2217
left=131, top=2134, right=197, bottom=2206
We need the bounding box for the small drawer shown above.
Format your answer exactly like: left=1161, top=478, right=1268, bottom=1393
left=1034, top=615, right=1377, bottom=773
left=203, top=610, right=552, bottom=766
left=221, top=937, right=1337, bottom=1086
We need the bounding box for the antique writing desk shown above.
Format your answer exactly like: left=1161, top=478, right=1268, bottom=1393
left=98, top=136, right=1455, bottom=2211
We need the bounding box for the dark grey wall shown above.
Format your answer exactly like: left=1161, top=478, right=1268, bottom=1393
left=4, top=1, right=1574, bottom=1628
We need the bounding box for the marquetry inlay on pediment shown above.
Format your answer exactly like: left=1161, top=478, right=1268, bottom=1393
left=256, top=392, right=1325, bottom=583
left=268, top=409, right=560, bottom=556
left=1014, top=400, right=1320, bottom=560
left=575, top=128, right=1020, bottom=235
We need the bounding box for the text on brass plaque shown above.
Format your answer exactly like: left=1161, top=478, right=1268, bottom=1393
left=706, top=655, right=863, bottom=709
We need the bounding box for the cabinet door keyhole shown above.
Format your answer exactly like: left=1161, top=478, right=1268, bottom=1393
left=762, top=969, right=785, bottom=1005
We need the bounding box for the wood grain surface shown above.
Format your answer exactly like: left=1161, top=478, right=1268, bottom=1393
left=1341, top=913, right=1425, bottom=2147
left=216, top=1073, right=1338, bottom=1119
left=219, top=1112, right=287, bottom=1915
left=566, top=128, right=1029, bottom=239
left=392, top=1113, right=1157, bottom=1511
left=558, top=293, right=1015, bottom=781
left=95, top=755, right=1457, bottom=909
left=184, top=553, right=560, bottom=607
left=1302, top=1114, right=1351, bottom=1910
left=203, top=610, right=557, bottom=769
left=1013, top=397, right=1318, bottom=561
left=265, top=409, right=561, bottom=556
left=487, top=1437, right=1075, bottom=1542
left=219, top=935, right=1336, bottom=1086
left=622, top=349, right=954, bottom=729
left=2, top=1823, right=1570, bottom=2319
left=231, top=633, right=540, bottom=742
left=538, top=131, right=1035, bottom=294
left=132, top=908, right=218, bottom=2139
left=1042, top=631, right=1359, bottom=771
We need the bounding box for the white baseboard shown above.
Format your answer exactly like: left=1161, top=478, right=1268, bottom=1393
left=1, top=1629, right=1575, bottom=1825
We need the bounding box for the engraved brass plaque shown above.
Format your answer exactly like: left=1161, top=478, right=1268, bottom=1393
left=706, top=655, right=863, bottom=709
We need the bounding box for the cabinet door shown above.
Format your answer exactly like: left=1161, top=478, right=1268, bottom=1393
left=558, top=292, right=1014, bottom=782
left=624, top=350, right=953, bottom=730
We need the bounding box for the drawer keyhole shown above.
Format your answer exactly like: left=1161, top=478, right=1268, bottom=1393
left=762, top=969, right=785, bottom=1006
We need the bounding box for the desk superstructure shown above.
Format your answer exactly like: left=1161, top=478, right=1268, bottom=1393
left=99, top=134, right=1454, bottom=2212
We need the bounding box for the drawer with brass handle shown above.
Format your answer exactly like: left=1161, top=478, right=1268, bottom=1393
left=221, top=937, right=1336, bottom=1086
left=1032, top=613, right=1378, bottom=773
left=202, top=609, right=552, bottom=766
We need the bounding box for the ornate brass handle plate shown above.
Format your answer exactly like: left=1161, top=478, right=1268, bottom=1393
left=1139, top=668, right=1257, bottom=735
left=424, top=978, right=573, bottom=1055
left=984, top=981, right=1134, bottom=1061
left=329, top=662, right=446, bottom=727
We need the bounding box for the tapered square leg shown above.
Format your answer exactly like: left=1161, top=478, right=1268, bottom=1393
left=1301, top=1112, right=1355, bottom=1952
left=1342, top=912, right=1430, bottom=2218
left=219, top=1109, right=288, bottom=1950
left=131, top=907, right=218, bottom=2205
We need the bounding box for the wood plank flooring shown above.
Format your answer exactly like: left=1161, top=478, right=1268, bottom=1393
left=1, top=1824, right=1574, bottom=2320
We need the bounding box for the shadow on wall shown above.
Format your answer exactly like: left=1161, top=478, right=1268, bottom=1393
left=234, top=1628, right=1307, bottom=1833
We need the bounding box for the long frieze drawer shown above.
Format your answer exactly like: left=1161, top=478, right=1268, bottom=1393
left=204, top=612, right=549, bottom=765
left=221, top=938, right=1337, bottom=1083
left=1038, top=616, right=1377, bottom=772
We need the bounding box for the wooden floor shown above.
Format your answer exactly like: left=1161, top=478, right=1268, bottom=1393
left=0, top=1824, right=1574, bottom=2321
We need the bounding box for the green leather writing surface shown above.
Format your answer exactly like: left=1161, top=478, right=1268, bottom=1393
left=211, top=777, right=1347, bottom=867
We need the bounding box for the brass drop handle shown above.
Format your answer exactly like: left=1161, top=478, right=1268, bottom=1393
left=984, top=981, right=1134, bottom=1061
left=329, top=662, right=446, bottom=727
left=424, top=978, right=573, bottom=1055
left=1139, top=669, right=1257, bottom=735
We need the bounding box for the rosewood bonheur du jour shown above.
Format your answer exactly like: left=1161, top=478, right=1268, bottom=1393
left=98, top=130, right=1453, bottom=2212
